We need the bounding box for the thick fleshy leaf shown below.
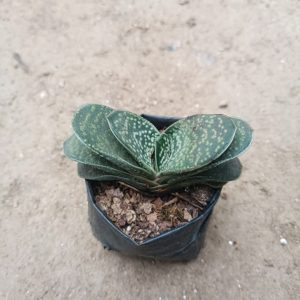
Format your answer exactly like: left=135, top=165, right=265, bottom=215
left=107, top=110, right=160, bottom=171
left=157, top=117, right=251, bottom=182
left=156, top=114, right=236, bottom=175
left=72, top=104, right=154, bottom=178
left=64, top=135, right=125, bottom=174
left=196, top=158, right=242, bottom=182
left=65, top=135, right=158, bottom=185
left=155, top=158, right=242, bottom=190
left=205, top=117, right=252, bottom=169
left=64, top=104, right=251, bottom=193
left=77, top=163, right=154, bottom=192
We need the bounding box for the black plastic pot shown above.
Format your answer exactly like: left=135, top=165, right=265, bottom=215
left=85, top=114, right=222, bottom=261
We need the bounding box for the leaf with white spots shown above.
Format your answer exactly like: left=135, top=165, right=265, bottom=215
left=151, top=159, right=241, bottom=192
left=72, top=104, right=153, bottom=178
left=204, top=117, right=252, bottom=169
left=156, top=114, right=236, bottom=175
left=77, top=163, right=154, bottom=192
left=64, top=104, right=252, bottom=193
left=64, top=134, right=132, bottom=176
left=158, top=117, right=252, bottom=181
left=107, top=110, right=160, bottom=172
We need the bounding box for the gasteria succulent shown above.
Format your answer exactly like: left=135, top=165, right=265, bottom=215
left=64, top=104, right=252, bottom=193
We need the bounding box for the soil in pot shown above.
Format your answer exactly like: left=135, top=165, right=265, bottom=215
left=94, top=182, right=214, bottom=243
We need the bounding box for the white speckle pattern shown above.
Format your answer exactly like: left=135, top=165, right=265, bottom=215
left=72, top=104, right=151, bottom=177
left=156, top=115, right=236, bottom=174
left=280, top=238, right=288, bottom=246
left=107, top=111, right=160, bottom=171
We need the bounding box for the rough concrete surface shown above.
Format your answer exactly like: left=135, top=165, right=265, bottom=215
left=1, top=1, right=300, bottom=299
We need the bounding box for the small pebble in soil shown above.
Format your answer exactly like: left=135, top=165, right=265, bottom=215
left=228, top=240, right=237, bottom=246
left=186, top=17, right=196, bottom=28
left=219, top=101, right=228, bottom=108
left=280, top=238, right=288, bottom=246
left=221, top=192, right=228, bottom=200
left=179, top=0, right=189, bottom=5
left=39, top=90, right=47, bottom=99
left=58, top=80, right=65, bottom=88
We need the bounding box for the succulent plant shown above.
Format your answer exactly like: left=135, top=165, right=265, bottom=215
left=64, top=104, right=252, bottom=193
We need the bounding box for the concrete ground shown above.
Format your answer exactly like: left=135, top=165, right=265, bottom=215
left=1, top=1, right=300, bottom=299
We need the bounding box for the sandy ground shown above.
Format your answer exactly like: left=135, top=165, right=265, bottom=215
left=1, top=1, right=300, bottom=299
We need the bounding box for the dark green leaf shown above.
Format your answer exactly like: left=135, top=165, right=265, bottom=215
left=204, top=117, right=252, bottom=169
left=64, top=134, right=125, bottom=174
left=107, top=110, right=160, bottom=172
left=72, top=104, right=154, bottom=178
left=198, top=158, right=242, bottom=182
left=77, top=163, right=154, bottom=192
left=156, top=114, right=236, bottom=175
left=155, top=158, right=242, bottom=191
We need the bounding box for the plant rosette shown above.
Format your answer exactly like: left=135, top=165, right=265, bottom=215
left=64, top=105, right=252, bottom=261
